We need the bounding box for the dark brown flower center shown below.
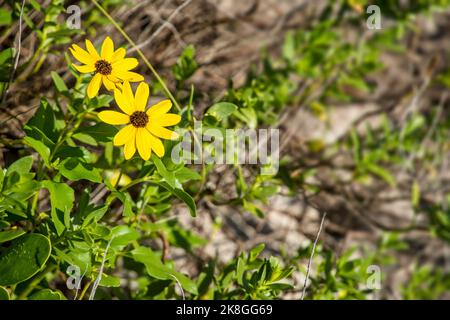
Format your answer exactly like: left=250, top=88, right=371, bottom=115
left=130, top=111, right=149, bottom=128
left=95, top=60, right=112, bottom=75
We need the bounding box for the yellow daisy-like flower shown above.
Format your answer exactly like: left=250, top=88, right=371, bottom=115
left=98, top=81, right=181, bottom=161
left=70, top=36, right=144, bottom=98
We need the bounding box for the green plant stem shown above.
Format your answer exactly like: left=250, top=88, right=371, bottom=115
left=114, top=166, right=124, bottom=189
left=78, top=279, right=93, bottom=300
left=91, top=0, right=181, bottom=112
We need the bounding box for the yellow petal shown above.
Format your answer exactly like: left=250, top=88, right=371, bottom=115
left=108, top=74, right=120, bottom=82
left=101, top=36, right=114, bottom=61
left=136, top=128, right=152, bottom=161
left=112, top=70, right=144, bottom=82
left=113, top=124, right=136, bottom=146
left=72, top=64, right=95, bottom=73
left=146, top=99, right=172, bottom=117
left=147, top=123, right=179, bottom=140
left=153, top=113, right=181, bottom=127
left=122, top=81, right=134, bottom=107
left=148, top=132, right=165, bottom=157
left=102, top=76, right=116, bottom=91
left=112, top=58, right=138, bottom=71
left=87, top=73, right=102, bottom=98
left=85, top=39, right=101, bottom=61
left=124, top=138, right=136, bottom=160
left=124, top=71, right=144, bottom=82
left=70, top=46, right=95, bottom=65
left=98, top=110, right=130, bottom=125
left=114, top=89, right=134, bottom=115
left=134, top=82, right=149, bottom=111
left=111, top=48, right=126, bottom=63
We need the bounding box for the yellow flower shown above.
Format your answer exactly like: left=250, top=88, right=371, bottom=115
left=98, top=81, right=181, bottom=161
left=70, top=36, right=144, bottom=98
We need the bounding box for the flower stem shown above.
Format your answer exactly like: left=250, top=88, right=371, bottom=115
left=78, top=279, right=93, bottom=300
left=91, top=0, right=181, bottom=112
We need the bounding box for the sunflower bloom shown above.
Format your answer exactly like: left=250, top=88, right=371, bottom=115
left=70, top=36, right=144, bottom=98
left=98, top=82, right=181, bottom=160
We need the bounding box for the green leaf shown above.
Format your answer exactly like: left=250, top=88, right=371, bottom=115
left=29, top=289, right=65, bottom=300
left=249, top=243, right=265, bottom=262
left=0, top=8, right=12, bottom=26
left=234, top=107, right=257, bottom=129
left=156, top=181, right=197, bottom=217
left=81, top=205, right=108, bottom=228
left=206, top=102, right=238, bottom=121
left=175, top=167, right=202, bottom=183
left=172, top=44, right=198, bottom=82
left=51, top=71, right=68, bottom=93
left=0, top=48, right=13, bottom=65
left=58, top=158, right=102, bottom=183
left=131, top=246, right=197, bottom=295
left=6, top=156, right=33, bottom=176
left=366, top=164, right=396, bottom=187
left=90, top=95, right=114, bottom=109
left=243, top=199, right=264, bottom=218
left=99, top=274, right=121, bottom=287
left=110, top=225, right=139, bottom=248
left=41, top=181, right=74, bottom=235
left=74, top=123, right=118, bottom=143
left=71, top=132, right=98, bottom=146
left=268, top=283, right=293, bottom=291
left=110, top=191, right=134, bottom=218
left=23, top=136, right=51, bottom=167
left=0, top=234, right=51, bottom=286
left=29, top=0, right=42, bottom=12
left=25, top=98, right=58, bottom=143
left=54, top=247, right=91, bottom=276
left=152, top=156, right=181, bottom=189
left=0, top=48, right=13, bottom=82
left=236, top=257, right=245, bottom=286
left=0, top=229, right=26, bottom=243
left=0, top=286, right=9, bottom=300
